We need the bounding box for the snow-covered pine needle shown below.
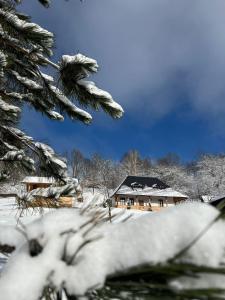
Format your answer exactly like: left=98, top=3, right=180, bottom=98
left=58, top=54, right=124, bottom=119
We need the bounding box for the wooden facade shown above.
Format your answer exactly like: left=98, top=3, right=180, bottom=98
left=25, top=182, right=51, bottom=192
left=112, top=176, right=188, bottom=212
left=30, top=196, right=73, bottom=208
left=114, top=194, right=185, bottom=211
left=22, top=177, right=73, bottom=208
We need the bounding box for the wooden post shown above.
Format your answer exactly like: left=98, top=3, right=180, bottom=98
left=115, top=195, right=118, bottom=207
left=135, top=196, right=138, bottom=206
left=166, top=197, right=168, bottom=207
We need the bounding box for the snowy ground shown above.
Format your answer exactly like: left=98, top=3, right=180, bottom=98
left=0, top=197, right=49, bottom=271
left=0, top=194, right=151, bottom=227
left=0, top=197, right=50, bottom=226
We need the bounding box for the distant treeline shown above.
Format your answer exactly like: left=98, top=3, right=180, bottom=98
left=2, top=148, right=224, bottom=200
left=64, top=149, right=225, bottom=200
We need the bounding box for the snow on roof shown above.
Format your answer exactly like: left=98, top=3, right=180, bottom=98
left=116, top=185, right=187, bottom=198
left=123, top=176, right=169, bottom=189
left=201, top=195, right=212, bottom=203
left=112, top=176, right=187, bottom=198
left=21, top=176, right=55, bottom=184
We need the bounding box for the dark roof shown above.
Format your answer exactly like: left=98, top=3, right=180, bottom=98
left=209, top=196, right=225, bottom=212
left=210, top=195, right=225, bottom=207
left=119, top=176, right=169, bottom=190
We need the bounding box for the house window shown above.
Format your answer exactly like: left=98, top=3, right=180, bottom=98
left=159, top=199, right=164, bottom=207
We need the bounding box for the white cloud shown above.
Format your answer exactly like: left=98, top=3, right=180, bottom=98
left=22, top=0, right=225, bottom=126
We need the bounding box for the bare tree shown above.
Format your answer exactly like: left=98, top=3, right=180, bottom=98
left=121, top=150, right=143, bottom=175
left=196, top=154, right=225, bottom=197
left=157, top=152, right=181, bottom=166
left=70, top=149, right=85, bottom=179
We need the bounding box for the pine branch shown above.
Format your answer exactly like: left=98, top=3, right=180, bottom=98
left=0, top=0, right=123, bottom=180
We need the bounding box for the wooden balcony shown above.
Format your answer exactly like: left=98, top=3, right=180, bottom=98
left=115, top=204, right=163, bottom=212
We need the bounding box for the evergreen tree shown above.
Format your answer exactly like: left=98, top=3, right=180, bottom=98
left=0, top=0, right=123, bottom=182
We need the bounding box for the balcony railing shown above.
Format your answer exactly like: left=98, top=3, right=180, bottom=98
left=115, top=204, right=162, bottom=212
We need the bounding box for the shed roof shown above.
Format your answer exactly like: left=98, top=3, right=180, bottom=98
left=21, top=176, right=55, bottom=184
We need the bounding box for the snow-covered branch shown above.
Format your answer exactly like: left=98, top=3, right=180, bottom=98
left=0, top=1, right=123, bottom=180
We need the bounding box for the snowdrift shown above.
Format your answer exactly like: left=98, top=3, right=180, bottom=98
left=0, top=202, right=225, bottom=299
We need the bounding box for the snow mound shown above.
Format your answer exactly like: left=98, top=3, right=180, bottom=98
left=0, top=203, right=225, bottom=299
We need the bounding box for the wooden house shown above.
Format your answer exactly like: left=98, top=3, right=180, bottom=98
left=21, top=176, right=73, bottom=208
left=22, top=176, right=55, bottom=192
left=111, top=176, right=188, bottom=212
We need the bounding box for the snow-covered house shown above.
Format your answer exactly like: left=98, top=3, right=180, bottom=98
left=111, top=176, right=188, bottom=211
left=200, top=195, right=212, bottom=203
left=21, top=176, right=73, bottom=207
left=22, top=176, right=55, bottom=192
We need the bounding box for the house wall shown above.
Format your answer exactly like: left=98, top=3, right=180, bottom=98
left=114, top=194, right=182, bottom=211
left=26, top=183, right=52, bottom=192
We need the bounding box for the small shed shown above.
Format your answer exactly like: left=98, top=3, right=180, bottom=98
left=21, top=176, right=73, bottom=208
left=22, top=176, right=55, bottom=192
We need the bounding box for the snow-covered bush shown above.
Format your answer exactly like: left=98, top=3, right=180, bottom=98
left=0, top=203, right=225, bottom=299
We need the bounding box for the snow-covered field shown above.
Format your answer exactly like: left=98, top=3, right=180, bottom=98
left=0, top=197, right=49, bottom=272
left=0, top=194, right=150, bottom=227
left=0, top=197, right=54, bottom=226
left=0, top=197, right=34, bottom=226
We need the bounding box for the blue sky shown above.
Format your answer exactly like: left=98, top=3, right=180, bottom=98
left=20, top=0, right=225, bottom=162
